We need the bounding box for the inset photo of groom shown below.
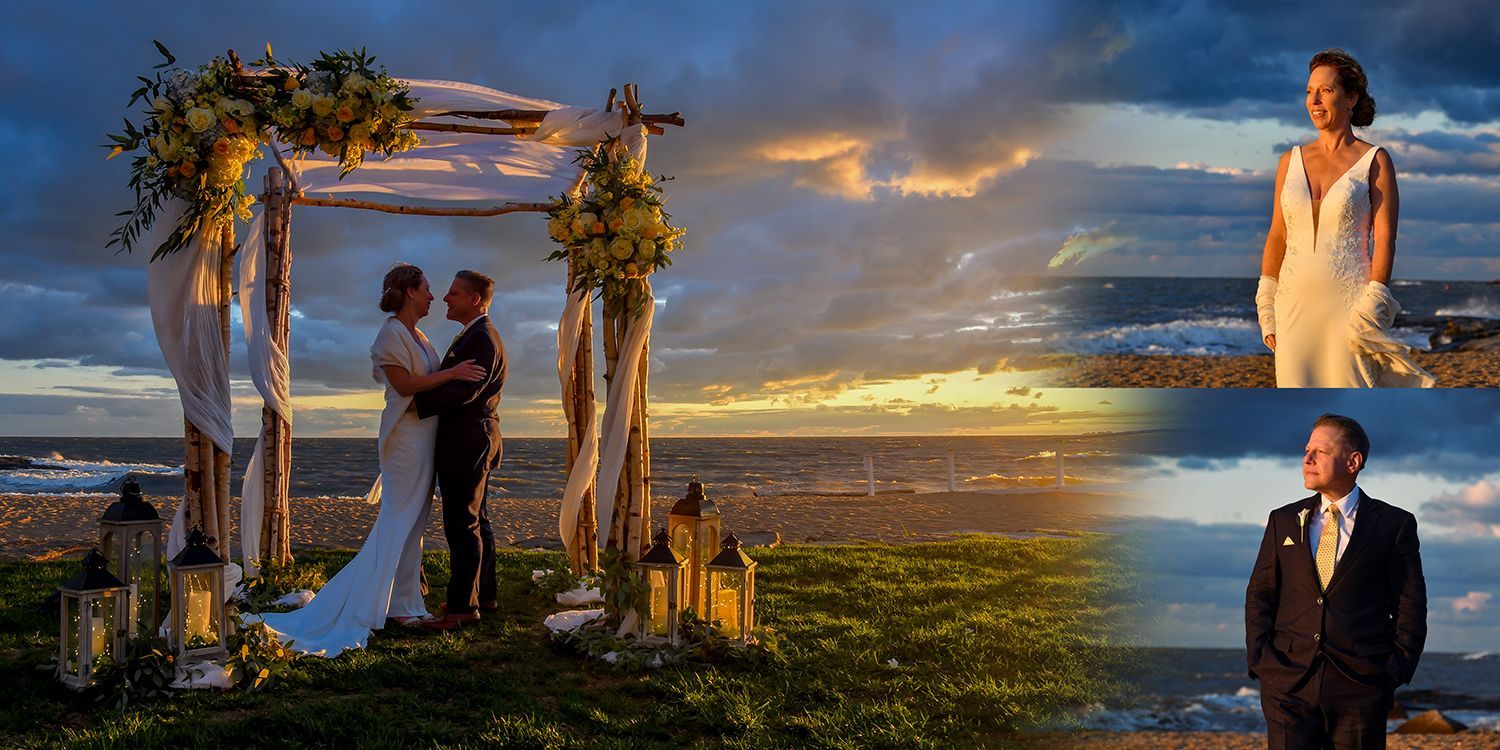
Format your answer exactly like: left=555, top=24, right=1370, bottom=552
left=1083, top=389, right=1500, bottom=746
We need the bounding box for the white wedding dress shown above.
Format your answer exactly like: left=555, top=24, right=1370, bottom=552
left=1271, top=144, right=1434, bottom=387
left=258, top=318, right=439, bottom=656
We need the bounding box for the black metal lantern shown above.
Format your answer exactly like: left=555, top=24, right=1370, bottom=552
left=704, top=533, right=757, bottom=645
left=167, top=527, right=228, bottom=662
left=636, top=528, right=688, bottom=645
left=57, top=549, right=130, bottom=689
left=667, top=476, right=721, bottom=615
left=99, top=475, right=163, bottom=638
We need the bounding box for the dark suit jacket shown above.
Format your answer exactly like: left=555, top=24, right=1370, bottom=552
left=414, top=315, right=507, bottom=471
left=1245, top=491, right=1426, bottom=693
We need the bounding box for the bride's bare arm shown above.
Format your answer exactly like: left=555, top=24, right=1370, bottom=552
left=381, top=360, right=484, bottom=397
left=1260, top=151, right=1292, bottom=278
left=1368, top=149, right=1398, bottom=286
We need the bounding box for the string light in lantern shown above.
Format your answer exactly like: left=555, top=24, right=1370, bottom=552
left=704, top=533, right=757, bottom=645
left=57, top=550, right=130, bottom=689
left=99, top=474, right=163, bottom=638
left=636, top=528, right=688, bottom=645
left=667, top=476, right=720, bottom=615
left=167, top=527, right=228, bottom=662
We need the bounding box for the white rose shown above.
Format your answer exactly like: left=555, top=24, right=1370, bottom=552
left=311, top=95, right=335, bottom=117
left=636, top=239, right=657, bottom=259
left=621, top=207, right=650, bottom=232
left=609, top=237, right=635, bottom=260
left=184, top=107, right=216, bottom=133
left=291, top=90, right=314, bottom=109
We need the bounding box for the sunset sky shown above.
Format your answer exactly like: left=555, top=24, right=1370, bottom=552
left=0, top=2, right=1493, bottom=437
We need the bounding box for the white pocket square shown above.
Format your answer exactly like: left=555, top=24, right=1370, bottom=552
left=1282, top=536, right=1296, bottom=546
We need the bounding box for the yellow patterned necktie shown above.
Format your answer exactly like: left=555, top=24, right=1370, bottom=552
left=1316, top=504, right=1341, bottom=591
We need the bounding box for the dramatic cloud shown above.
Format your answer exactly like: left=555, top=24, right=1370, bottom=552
left=1423, top=479, right=1500, bottom=538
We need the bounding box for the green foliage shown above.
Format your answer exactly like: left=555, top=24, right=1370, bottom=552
left=84, top=636, right=177, bottom=710
left=598, top=546, right=649, bottom=627
left=532, top=566, right=589, bottom=601
left=239, top=558, right=326, bottom=613
left=224, top=621, right=300, bottom=692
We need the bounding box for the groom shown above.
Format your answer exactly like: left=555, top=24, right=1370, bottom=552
left=416, top=270, right=507, bottom=631
left=1245, top=413, right=1426, bottom=749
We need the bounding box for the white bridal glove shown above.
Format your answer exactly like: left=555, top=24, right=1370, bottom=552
left=1255, top=276, right=1278, bottom=345
left=1348, top=280, right=1400, bottom=335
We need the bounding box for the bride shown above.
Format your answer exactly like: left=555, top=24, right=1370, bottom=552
left=258, top=263, right=483, bottom=656
left=1254, top=49, right=1435, bottom=388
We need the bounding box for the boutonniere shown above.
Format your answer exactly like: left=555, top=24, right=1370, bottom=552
left=1297, top=508, right=1311, bottom=543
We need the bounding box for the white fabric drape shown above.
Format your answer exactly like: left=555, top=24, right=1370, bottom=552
left=593, top=293, right=654, bottom=547
left=556, top=288, right=597, bottom=558
left=236, top=211, right=294, bottom=574
left=147, top=199, right=234, bottom=558
left=288, top=80, right=638, bottom=202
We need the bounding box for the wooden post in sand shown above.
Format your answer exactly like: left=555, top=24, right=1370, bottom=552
left=259, top=167, right=294, bottom=565
left=563, top=255, right=599, bottom=575
left=181, top=225, right=235, bottom=558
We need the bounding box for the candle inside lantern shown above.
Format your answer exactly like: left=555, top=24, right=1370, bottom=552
left=186, top=587, right=213, bottom=641
left=89, top=612, right=107, bottom=661
left=647, top=570, right=669, bottom=637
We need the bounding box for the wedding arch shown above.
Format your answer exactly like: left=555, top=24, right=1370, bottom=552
left=111, top=47, right=684, bottom=576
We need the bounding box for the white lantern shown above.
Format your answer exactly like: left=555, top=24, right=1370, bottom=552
left=667, top=477, right=721, bottom=615
left=99, top=475, right=163, bottom=638
left=167, top=527, right=228, bottom=662
left=636, top=528, right=688, bottom=645
left=57, top=549, right=130, bottom=689
left=704, top=533, right=757, bottom=646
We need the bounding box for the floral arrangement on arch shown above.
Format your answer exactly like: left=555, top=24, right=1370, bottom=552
left=546, top=139, right=685, bottom=313
left=106, top=43, right=422, bottom=259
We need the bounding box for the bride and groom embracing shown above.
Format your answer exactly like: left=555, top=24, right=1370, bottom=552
left=258, top=264, right=507, bottom=656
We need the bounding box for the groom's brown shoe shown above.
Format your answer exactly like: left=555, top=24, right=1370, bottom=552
left=421, top=611, right=480, bottom=631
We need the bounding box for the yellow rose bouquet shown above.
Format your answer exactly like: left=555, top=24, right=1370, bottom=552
left=260, top=48, right=422, bottom=178
left=546, top=137, right=685, bottom=315
left=106, top=42, right=272, bottom=259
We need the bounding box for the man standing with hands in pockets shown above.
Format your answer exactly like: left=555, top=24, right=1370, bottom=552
left=1246, top=413, right=1427, bottom=749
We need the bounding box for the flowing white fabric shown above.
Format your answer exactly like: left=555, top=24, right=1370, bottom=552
left=556, top=288, right=597, bottom=559
left=147, top=199, right=234, bottom=557
left=236, top=211, right=295, bottom=575
left=1349, top=281, right=1436, bottom=387
left=594, top=293, right=654, bottom=546
left=1271, top=145, right=1435, bottom=387
left=256, top=318, right=438, bottom=657
left=288, top=80, right=639, bottom=202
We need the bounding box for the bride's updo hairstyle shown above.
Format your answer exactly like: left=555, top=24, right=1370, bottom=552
left=379, top=263, right=424, bottom=312
left=1310, top=48, right=1376, bottom=127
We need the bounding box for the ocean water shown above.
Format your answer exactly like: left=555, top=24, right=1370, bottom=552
left=1082, top=648, right=1500, bottom=733
left=1047, top=277, right=1500, bottom=356
left=0, top=432, right=1159, bottom=500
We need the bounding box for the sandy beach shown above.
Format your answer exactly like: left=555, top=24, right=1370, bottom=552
left=0, top=488, right=1131, bottom=562
left=1048, top=352, right=1500, bottom=388
left=1066, top=732, right=1499, bottom=748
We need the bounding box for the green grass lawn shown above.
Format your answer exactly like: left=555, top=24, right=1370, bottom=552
left=0, top=536, right=1132, bottom=749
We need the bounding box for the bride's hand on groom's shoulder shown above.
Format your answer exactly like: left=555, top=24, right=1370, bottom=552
left=443, top=359, right=486, bottom=383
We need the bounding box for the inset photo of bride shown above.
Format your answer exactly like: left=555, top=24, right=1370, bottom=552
left=1081, top=389, right=1500, bottom=743
left=1042, top=35, right=1499, bottom=388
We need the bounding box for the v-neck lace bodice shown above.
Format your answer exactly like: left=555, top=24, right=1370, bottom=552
left=1278, top=145, right=1381, bottom=309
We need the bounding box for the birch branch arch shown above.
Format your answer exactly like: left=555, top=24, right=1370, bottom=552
left=122, top=47, right=682, bottom=577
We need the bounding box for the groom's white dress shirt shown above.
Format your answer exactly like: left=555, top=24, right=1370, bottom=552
left=1308, top=485, right=1360, bottom=565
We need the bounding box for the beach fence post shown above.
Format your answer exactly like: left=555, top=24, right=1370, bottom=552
left=1055, top=446, right=1064, bottom=488
left=864, top=455, right=875, bottom=496
left=946, top=450, right=956, bottom=492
